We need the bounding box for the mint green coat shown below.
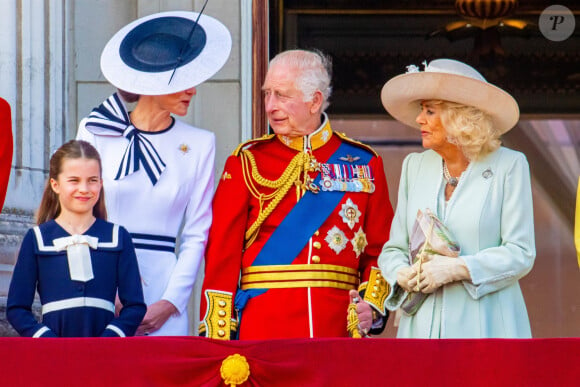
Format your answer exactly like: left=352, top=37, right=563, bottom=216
left=378, top=147, right=535, bottom=338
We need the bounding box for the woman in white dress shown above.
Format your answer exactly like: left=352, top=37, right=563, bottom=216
left=77, top=11, right=231, bottom=336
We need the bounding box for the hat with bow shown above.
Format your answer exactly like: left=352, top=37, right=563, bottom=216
left=381, top=59, right=519, bottom=134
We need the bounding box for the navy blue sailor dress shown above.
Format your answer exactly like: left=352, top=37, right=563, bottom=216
left=7, top=218, right=146, bottom=337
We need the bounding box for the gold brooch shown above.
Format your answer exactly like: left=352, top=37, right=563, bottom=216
left=178, top=143, right=190, bottom=154
left=222, top=171, right=232, bottom=181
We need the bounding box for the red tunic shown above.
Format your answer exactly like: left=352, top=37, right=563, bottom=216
left=200, top=120, right=393, bottom=339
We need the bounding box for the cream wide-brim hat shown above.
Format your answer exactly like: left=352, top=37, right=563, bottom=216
left=380, top=59, right=519, bottom=134
left=100, top=10, right=231, bottom=95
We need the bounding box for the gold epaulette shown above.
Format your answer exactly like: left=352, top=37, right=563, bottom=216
left=359, top=267, right=390, bottom=316
left=334, top=131, right=378, bottom=157
left=232, top=134, right=276, bottom=156
left=200, top=290, right=237, bottom=340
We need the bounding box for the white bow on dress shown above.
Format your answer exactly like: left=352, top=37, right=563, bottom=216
left=53, top=235, right=99, bottom=282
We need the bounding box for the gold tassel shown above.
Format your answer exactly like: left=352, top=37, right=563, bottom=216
left=347, top=302, right=362, bottom=338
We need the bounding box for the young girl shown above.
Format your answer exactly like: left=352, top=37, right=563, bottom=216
left=7, top=140, right=146, bottom=337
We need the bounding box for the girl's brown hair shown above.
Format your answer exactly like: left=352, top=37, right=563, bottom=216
left=36, top=140, right=107, bottom=224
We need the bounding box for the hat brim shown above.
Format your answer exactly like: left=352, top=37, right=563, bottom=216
left=101, top=11, right=231, bottom=95
left=380, top=72, right=519, bottom=134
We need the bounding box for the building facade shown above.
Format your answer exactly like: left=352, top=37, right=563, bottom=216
left=1, top=1, right=579, bottom=337
left=0, top=0, right=252, bottom=335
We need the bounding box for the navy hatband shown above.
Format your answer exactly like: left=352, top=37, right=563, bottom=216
left=119, top=16, right=207, bottom=73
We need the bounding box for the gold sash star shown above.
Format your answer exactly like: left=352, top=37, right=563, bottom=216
left=351, top=227, right=368, bottom=258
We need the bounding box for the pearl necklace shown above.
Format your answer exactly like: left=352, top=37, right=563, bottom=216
left=443, top=162, right=459, bottom=187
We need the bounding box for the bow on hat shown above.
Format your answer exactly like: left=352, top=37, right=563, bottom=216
left=54, top=235, right=99, bottom=282
left=85, top=93, right=166, bottom=185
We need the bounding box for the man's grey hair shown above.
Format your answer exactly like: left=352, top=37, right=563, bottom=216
left=269, top=49, right=333, bottom=112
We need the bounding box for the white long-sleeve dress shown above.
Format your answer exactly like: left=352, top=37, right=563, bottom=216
left=77, top=95, right=215, bottom=335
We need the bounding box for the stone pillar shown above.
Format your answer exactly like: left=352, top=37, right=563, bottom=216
left=0, top=0, right=69, bottom=336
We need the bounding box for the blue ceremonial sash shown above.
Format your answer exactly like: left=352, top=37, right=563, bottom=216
left=234, top=141, right=373, bottom=318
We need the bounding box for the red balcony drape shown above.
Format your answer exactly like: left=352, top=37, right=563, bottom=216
left=1, top=337, right=578, bottom=386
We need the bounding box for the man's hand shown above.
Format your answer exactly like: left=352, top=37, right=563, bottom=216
left=416, top=255, right=470, bottom=294
left=136, top=300, right=178, bottom=336
left=349, top=289, right=373, bottom=336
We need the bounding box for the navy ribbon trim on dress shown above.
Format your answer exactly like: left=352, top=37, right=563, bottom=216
left=85, top=93, right=166, bottom=185
left=130, top=233, right=176, bottom=253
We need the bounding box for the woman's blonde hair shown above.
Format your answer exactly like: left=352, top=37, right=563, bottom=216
left=434, top=100, right=501, bottom=160
left=36, top=140, right=107, bottom=225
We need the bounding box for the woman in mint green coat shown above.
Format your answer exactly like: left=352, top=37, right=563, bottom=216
left=378, top=59, right=535, bottom=338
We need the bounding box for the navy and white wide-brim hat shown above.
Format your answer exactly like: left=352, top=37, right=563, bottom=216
left=100, top=10, right=231, bottom=95
left=381, top=59, right=519, bottom=134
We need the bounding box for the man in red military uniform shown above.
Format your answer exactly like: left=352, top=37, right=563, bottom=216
left=199, top=49, right=394, bottom=339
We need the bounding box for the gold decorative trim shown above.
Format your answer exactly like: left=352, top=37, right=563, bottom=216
left=232, top=134, right=275, bottom=156
left=242, top=263, right=358, bottom=275
left=202, top=290, right=234, bottom=340
left=242, top=280, right=356, bottom=291
left=199, top=320, right=238, bottom=335
left=347, top=302, right=362, bottom=339
left=241, top=264, right=359, bottom=290
left=240, top=148, right=318, bottom=247
left=242, top=271, right=357, bottom=284
left=278, top=119, right=332, bottom=151
left=361, top=267, right=390, bottom=315
left=334, top=131, right=378, bottom=157
left=221, top=354, right=250, bottom=386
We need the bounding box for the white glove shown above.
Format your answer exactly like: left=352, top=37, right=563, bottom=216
left=416, top=254, right=470, bottom=294
left=396, top=265, right=418, bottom=293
